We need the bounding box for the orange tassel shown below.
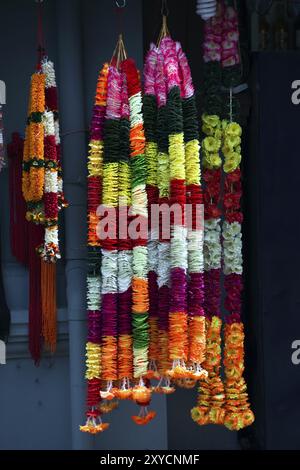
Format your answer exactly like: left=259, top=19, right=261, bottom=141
left=41, top=261, right=57, bottom=352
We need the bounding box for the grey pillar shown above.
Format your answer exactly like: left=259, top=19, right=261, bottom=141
left=55, top=0, right=93, bottom=450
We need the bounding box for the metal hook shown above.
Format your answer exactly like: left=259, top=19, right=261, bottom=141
left=116, top=0, right=126, bottom=7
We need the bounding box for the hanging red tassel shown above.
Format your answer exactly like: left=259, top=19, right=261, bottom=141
left=41, top=260, right=57, bottom=352
left=8, top=132, right=44, bottom=363
left=28, top=223, right=44, bottom=364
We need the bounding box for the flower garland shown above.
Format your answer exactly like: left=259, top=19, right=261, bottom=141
left=124, top=59, right=149, bottom=383
left=22, top=57, right=67, bottom=359
left=222, top=120, right=254, bottom=430
left=143, top=45, right=160, bottom=381
left=22, top=71, right=45, bottom=362
left=122, top=58, right=155, bottom=424
left=143, top=43, right=173, bottom=392
left=191, top=114, right=225, bottom=425
left=82, top=48, right=154, bottom=432
left=159, top=37, right=189, bottom=380
left=143, top=35, right=207, bottom=392
left=192, top=1, right=227, bottom=427
left=192, top=1, right=230, bottom=428
left=177, top=42, right=207, bottom=382
left=221, top=1, right=254, bottom=432
left=116, top=69, right=133, bottom=392
left=100, top=64, right=122, bottom=399
left=82, top=63, right=108, bottom=434
left=153, top=46, right=171, bottom=389
left=22, top=72, right=45, bottom=209
left=192, top=0, right=254, bottom=430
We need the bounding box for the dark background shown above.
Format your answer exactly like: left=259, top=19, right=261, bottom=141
left=1, top=0, right=300, bottom=450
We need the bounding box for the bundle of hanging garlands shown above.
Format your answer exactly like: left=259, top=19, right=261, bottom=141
left=190, top=0, right=254, bottom=431
left=22, top=52, right=67, bottom=362
left=81, top=20, right=209, bottom=434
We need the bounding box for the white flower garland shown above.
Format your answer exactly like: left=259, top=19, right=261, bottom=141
left=170, top=225, right=188, bottom=270
left=222, top=220, right=242, bottom=275
left=42, top=58, right=64, bottom=211
left=157, top=242, right=170, bottom=288
left=117, top=250, right=133, bottom=293
left=187, top=229, right=204, bottom=273
left=132, top=245, right=148, bottom=279
left=129, top=92, right=144, bottom=127
left=131, top=184, right=148, bottom=217
left=41, top=107, right=59, bottom=261
left=101, top=249, right=118, bottom=294
left=41, top=60, right=56, bottom=88
left=87, top=276, right=102, bottom=310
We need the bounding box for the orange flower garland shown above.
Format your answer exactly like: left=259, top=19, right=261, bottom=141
left=191, top=317, right=225, bottom=425
left=223, top=322, right=254, bottom=430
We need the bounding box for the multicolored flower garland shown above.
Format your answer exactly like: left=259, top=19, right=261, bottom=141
left=122, top=58, right=149, bottom=384
left=82, top=47, right=155, bottom=432
left=142, top=37, right=207, bottom=387
left=143, top=45, right=160, bottom=381
left=153, top=44, right=171, bottom=387
left=177, top=42, right=206, bottom=381
left=191, top=114, right=225, bottom=425
left=221, top=1, right=254, bottom=432
left=83, top=63, right=108, bottom=433
left=161, top=37, right=189, bottom=379
left=222, top=120, right=254, bottom=430
left=116, top=67, right=133, bottom=394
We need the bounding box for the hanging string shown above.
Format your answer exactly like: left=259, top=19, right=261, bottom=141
left=111, top=34, right=127, bottom=69
left=115, top=0, right=126, bottom=38
left=112, top=0, right=127, bottom=69
left=161, top=0, right=169, bottom=17
left=157, top=0, right=170, bottom=47
left=36, top=0, right=45, bottom=70
left=157, top=15, right=170, bottom=47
